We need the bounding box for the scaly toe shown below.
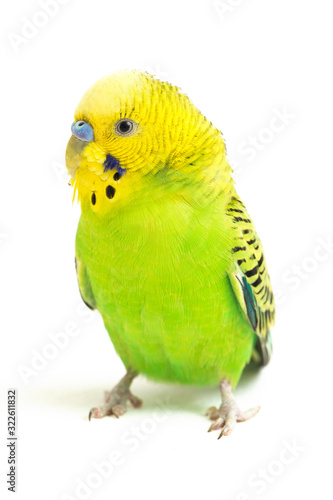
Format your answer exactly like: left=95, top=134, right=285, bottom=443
left=88, top=404, right=126, bottom=421
left=218, top=426, right=227, bottom=439
left=89, top=407, right=106, bottom=420
left=237, top=406, right=261, bottom=422
left=206, top=406, right=219, bottom=419
left=128, top=394, right=143, bottom=408
left=110, top=404, right=126, bottom=417
left=208, top=417, right=225, bottom=432
left=218, top=423, right=234, bottom=439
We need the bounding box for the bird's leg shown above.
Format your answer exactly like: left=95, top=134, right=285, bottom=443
left=89, top=367, right=142, bottom=420
left=206, top=379, right=260, bottom=438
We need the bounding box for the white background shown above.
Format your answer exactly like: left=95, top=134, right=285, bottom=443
left=1, top=0, right=332, bottom=499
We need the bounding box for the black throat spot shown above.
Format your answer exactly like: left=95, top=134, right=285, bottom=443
left=106, top=185, right=116, bottom=199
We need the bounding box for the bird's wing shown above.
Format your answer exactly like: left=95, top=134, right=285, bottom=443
left=75, top=257, right=96, bottom=310
left=226, top=196, right=275, bottom=365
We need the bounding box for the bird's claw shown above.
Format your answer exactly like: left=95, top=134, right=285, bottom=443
left=207, top=415, right=235, bottom=437
left=206, top=380, right=260, bottom=439
left=89, top=387, right=142, bottom=421
left=207, top=405, right=260, bottom=438
left=128, top=394, right=143, bottom=408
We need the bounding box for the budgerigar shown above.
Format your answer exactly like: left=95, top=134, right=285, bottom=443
left=65, top=70, right=275, bottom=437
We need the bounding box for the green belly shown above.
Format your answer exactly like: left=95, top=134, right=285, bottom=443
left=76, top=200, right=256, bottom=387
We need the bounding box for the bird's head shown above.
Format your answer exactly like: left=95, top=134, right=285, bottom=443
left=66, top=70, right=232, bottom=216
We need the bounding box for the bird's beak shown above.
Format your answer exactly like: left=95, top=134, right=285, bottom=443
left=65, top=135, right=89, bottom=180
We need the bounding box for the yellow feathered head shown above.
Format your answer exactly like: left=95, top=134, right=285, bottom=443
left=66, top=70, right=231, bottom=215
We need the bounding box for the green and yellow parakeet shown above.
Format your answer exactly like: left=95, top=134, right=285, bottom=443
left=65, top=70, right=275, bottom=437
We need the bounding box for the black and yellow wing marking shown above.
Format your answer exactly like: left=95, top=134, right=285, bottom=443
left=226, top=196, right=275, bottom=365
left=75, top=257, right=96, bottom=311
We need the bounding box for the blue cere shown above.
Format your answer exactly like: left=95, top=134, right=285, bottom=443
left=103, top=154, right=126, bottom=176
left=71, top=121, right=94, bottom=142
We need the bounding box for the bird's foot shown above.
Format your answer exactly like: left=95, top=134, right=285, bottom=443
left=89, top=368, right=142, bottom=420
left=206, top=379, right=260, bottom=438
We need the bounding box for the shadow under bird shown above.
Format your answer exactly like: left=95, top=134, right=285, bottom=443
left=65, top=70, right=275, bottom=438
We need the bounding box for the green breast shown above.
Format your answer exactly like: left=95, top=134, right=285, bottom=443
left=76, top=194, right=255, bottom=387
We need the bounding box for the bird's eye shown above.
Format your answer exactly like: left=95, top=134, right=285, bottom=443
left=114, top=119, right=137, bottom=137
